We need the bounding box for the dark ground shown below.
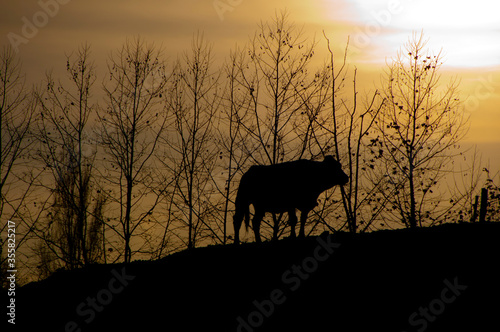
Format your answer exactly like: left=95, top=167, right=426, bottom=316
left=6, top=222, right=500, bottom=331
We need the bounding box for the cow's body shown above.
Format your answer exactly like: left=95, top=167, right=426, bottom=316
left=233, top=156, right=349, bottom=244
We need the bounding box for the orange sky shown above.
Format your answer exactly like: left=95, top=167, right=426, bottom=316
left=1, top=0, right=499, bottom=163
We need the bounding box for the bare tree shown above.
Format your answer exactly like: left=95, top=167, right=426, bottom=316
left=211, top=47, right=253, bottom=244
left=238, top=11, right=318, bottom=165
left=234, top=11, right=330, bottom=241
left=163, top=33, right=221, bottom=249
left=35, top=45, right=105, bottom=270
left=99, top=38, right=170, bottom=262
left=374, top=33, right=468, bottom=228
left=0, top=46, right=40, bottom=285
left=36, top=145, right=106, bottom=270
left=322, top=35, right=388, bottom=233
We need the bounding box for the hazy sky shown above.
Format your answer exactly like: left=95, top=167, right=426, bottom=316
left=1, top=0, right=499, bottom=156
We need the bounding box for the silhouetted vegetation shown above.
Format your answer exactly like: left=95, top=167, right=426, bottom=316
left=374, top=33, right=468, bottom=228
left=35, top=45, right=105, bottom=270
left=98, top=38, right=170, bottom=263
left=0, top=46, right=38, bottom=287
left=0, top=11, right=495, bottom=285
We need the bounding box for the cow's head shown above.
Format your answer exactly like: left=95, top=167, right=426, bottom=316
left=323, top=155, right=349, bottom=186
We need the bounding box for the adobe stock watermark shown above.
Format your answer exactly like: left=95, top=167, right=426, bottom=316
left=64, top=267, right=135, bottom=332
left=464, top=73, right=496, bottom=113
left=402, top=277, right=467, bottom=332
left=347, top=0, right=414, bottom=55
left=236, top=233, right=340, bottom=331
left=213, top=0, right=243, bottom=21
left=7, top=0, right=72, bottom=53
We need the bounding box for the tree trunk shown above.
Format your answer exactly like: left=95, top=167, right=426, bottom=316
left=408, top=162, right=417, bottom=228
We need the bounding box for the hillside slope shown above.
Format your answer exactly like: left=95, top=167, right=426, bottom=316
left=10, top=223, right=500, bottom=331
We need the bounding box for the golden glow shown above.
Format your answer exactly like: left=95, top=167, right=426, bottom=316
left=324, top=0, right=500, bottom=68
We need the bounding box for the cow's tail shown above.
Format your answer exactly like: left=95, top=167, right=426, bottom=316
left=243, top=198, right=250, bottom=231
left=234, top=168, right=253, bottom=233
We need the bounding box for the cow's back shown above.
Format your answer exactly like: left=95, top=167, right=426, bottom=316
left=238, top=160, right=323, bottom=213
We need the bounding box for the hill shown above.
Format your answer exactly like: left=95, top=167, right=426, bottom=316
left=8, top=222, right=500, bottom=331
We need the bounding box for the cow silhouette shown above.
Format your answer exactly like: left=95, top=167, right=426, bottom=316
left=233, top=156, right=349, bottom=244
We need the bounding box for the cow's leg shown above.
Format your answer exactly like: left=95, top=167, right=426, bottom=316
left=299, top=210, right=310, bottom=238
left=233, top=212, right=243, bottom=245
left=288, top=209, right=298, bottom=238
left=252, top=211, right=265, bottom=243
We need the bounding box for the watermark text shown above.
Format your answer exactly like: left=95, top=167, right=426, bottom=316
left=6, top=220, right=16, bottom=325
left=236, top=233, right=340, bottom=331
left=7, top=0, right=72, bottom=53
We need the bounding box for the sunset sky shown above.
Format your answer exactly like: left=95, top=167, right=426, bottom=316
left=1, top=0, right=499, bottom=165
